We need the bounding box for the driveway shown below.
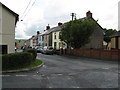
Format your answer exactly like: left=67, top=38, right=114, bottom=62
left=2, top=53, right=118, bottom=88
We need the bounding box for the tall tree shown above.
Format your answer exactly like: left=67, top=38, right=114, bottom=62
left=103, top=28, right=117, bottom=43
left=60, top=19, right=97, bottom=49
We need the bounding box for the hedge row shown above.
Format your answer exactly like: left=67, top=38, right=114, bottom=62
left=2, top=52, right=33, bottom=70
left=24, top=49, right=37, bottom=61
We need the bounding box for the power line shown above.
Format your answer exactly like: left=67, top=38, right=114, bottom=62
left=21, top=0, right=37, bottom=20
left=20, top=0, right=32, bottom=20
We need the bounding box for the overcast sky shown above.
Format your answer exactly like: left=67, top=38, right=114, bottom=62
left=0, top=0, right=119, bottom=39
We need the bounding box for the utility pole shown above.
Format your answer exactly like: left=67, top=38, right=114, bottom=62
left=70, top=13, right=76, bottom=21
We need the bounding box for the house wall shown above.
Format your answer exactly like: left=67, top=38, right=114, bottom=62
left=38, top=35, right=43, bottom=46
left=0, top=6, right=16, bottom=53
left=30, top=39, right=33, bottom=47
left=111, top=37, right=120, bottom=49
left=43, top=34, right=49, bottom=47
left=111, top=37, right=116, bottom=49
left=52, top=31, right=61, bottom=50
left=82, top=25, right=103, bottom=49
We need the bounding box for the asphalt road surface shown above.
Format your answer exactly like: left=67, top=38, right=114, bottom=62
left=2, top=53, right=119, bottom=88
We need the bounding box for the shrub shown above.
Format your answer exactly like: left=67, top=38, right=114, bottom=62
left=2, top=52, right=33, bottom=70
left=24, top=49, right=37, bottom=61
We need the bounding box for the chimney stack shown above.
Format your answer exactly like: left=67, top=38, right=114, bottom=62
left=46, top=24, right=50, bottom=30
left=86, top=11, right=92, bottom=18
left=37, top=31, right=40, bottom=35
left=58, top=22, right=62, bottom=26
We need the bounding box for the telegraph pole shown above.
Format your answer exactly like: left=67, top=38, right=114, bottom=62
left=70, top=13, right=76, bottom=21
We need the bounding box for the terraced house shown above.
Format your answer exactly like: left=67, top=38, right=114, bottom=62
left=37, top=11, right=104, bottom=50
left=0, top=2, right=19, bottom=54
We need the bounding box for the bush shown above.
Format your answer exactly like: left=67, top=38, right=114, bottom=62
left=24, top=49, right=37, bottom=61
left=2, top=52, right=33, bottom=70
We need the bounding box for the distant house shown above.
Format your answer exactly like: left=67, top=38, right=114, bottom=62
left=52, top=23, right=65, bottom=50
left=29, top=35, right=38, bottom=48
left=42, top=25, right=52, bottom=47
left=0, top=2, right=19, bottom=54
left=80, top=11, right=104, bottom=49
left=38, top=11, right=104, bottom=50
left=41, top=23, right=66, bottom=50
left=38, top=31, right=44, bottom=47
left=15, top=39, right=26, bottom=49
left=111, top=31, right=120, bottom=50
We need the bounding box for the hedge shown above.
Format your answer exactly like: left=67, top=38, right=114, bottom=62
left=2, top=52, right=33, bottom=70
left=24, top=49, right=37, bottom=61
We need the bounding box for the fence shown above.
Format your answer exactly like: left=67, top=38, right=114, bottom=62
left=61, top=49, right=120, bottom=60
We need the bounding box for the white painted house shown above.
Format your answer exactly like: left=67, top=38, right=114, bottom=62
left=0, top=2, right=19, bottom=54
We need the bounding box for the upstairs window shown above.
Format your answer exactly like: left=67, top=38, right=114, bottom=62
left=54, top=33, right=56, bottom=39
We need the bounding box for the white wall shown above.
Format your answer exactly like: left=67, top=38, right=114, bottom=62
left=0, top=6, right=16, bottom=53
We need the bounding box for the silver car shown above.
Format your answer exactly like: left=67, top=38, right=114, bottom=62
left=42, top=46, right=54, bottom=55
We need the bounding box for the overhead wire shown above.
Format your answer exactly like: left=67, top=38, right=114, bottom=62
left=20, top=0, right=32, bottom=20
left=21, top=0, right=37, bottom=20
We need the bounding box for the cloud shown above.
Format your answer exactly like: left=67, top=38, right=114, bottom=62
left=1, top=0, right=119, bottom=39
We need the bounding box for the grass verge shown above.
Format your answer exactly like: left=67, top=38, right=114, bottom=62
left=3, top=59, right=43, bottom=71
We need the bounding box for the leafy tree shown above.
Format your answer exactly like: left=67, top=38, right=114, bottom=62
left=103, top=28, right=117, bottom=43
left=60, top=19, right=97, bottom=49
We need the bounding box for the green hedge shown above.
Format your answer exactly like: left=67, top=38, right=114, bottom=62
left=24, top=49, right=37, bottom=61
left=2, top=52, right=33, bottom=70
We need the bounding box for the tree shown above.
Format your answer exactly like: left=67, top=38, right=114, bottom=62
left=60, top=19, right=97, bottom=49
left=103, top=28, right=117, bottom=43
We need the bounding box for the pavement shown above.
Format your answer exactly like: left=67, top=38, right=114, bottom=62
left=2, top=53, right=119, bottom=88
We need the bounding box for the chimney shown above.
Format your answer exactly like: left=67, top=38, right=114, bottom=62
left=37, top=31, right=40, bottom=35
left=86, top=11, right=92, bottom=18
left=46, top=24, right=50, bottom=30
left=58, top=22, right=62, bottom=26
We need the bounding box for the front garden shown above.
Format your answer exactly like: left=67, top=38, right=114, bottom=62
left=1, top=49, right=43, bottom=71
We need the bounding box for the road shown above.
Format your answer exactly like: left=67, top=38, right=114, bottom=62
left=2, top=53, right=118, bottom=88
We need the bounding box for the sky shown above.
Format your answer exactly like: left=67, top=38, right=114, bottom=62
left=0, top=0, right=119, bottom=39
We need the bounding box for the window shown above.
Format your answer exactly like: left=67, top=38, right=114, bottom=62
left=59, top=32, right=61, bottom=39
left=0, top=45, right=7, bottom=54
left=54, top=33, right=56, bottom=39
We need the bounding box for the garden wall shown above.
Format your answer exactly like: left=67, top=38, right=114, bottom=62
left=61, top=49, right=120, bottom=60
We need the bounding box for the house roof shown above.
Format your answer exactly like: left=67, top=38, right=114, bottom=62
left=0, top=2, right=19, bottom=25
left=80, top=17, right=104, bottom=30
left=41, top=26, right=61, bottom=35
left=111, top=31, right=120, bottom=37
left=41, top=11, right=103, bottom=36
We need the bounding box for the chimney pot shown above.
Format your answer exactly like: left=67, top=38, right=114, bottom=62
left=58, top=22, right=62, bottom=26
left=86, top=11, right=92, bottom=18
left=46, top=24, right=50, bottom=30
left=37, top=31, right=40, bottom=35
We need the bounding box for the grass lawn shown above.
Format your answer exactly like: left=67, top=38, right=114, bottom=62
left=28, top=59, right=43, bottom=68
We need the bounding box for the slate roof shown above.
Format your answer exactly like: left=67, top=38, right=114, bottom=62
left=41, top=26, right=62, bottom=35
left=111, top=31, right=120, bottom=37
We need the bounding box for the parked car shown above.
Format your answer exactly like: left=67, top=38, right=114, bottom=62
left=42, top=46, right=54, bottom=55
left=36, top=46, right=43, bottom=53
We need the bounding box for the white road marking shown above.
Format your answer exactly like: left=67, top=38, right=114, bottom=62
left=103, top=68, right=109, bottom=70
left=57, top=74, right=63, bottom=75
left=33, top=75, right=37, bottom=76
left=0, top=75, right=10, bottom=77
left=15, top=75, right=28, bottom=77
